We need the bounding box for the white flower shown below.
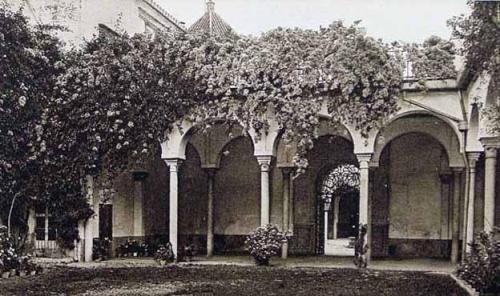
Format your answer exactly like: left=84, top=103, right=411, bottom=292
left=127, top=121, right=134, bottom=128
left=116, top=143, right=122, bottom=150
left=18, top=96, right=26, bottom=107
left=7, top=130, right=13, bottom=136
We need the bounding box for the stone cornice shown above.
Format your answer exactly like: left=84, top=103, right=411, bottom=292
left=139, top=0, right=186, bottom=31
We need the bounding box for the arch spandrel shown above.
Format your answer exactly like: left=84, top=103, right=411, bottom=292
left=160, top=119, right=257, bottom=167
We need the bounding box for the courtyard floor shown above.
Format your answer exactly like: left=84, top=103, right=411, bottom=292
left=0, top=256, right=468, bottom=296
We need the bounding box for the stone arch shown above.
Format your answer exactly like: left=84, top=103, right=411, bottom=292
left=274, top=118, right=354, bottom=167
left=371, top=131, right=453, bottom=258
left=372, top=113, right=464, bottom=168
left=290, top=134, right=358, bottom=254
left=160, top=120, right=254, bottom=163
left=467, top=104, right=482, bottom=151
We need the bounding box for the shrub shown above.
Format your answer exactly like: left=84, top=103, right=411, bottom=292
left=245, top=224, right=287, bottom=266
left=115, top=239, right=149, bottom=257
left=154, top=243, right=175, bottom=265
left=0, top=226, right=18, bottom=272
left=457, top=228, right=500, bottom=294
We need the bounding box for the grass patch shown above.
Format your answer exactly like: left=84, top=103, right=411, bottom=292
left=0, top=265, right=468, bottom=295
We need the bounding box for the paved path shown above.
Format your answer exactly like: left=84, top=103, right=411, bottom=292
left=38, top=255, right=455, bottom=273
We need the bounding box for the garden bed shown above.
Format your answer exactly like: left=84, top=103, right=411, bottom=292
left=0, top=264, right=468, bottom=295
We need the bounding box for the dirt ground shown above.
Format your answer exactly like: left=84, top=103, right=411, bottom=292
left=0, top=264, right=468, bottom=296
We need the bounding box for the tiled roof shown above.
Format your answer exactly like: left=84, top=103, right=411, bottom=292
left=189, top=0, right=234, bottom=36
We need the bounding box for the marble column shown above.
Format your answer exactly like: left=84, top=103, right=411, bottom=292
left=451, top=167, right=463, bottom=264
left=165, top=159, right=181, bottom=259
left=281, top=167, right=293, bottom=259
left=483, top=146, right=498, bottom=232
left=132, top=171, right=148, bottom=237
left=205, top=168, right=217, bottom=257
left=257, top=156, right=273, bottom=226
left=356, top=153, right=372, bottom=262
left=466, top=153, right=480, bottom=253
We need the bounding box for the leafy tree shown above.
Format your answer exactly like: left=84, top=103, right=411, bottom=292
left=0, top=5, right=92, bottom=249
left=0, top=6, right=63, bottom=238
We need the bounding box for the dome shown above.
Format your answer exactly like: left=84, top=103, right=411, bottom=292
left=189, top=0, right=234, bottom=36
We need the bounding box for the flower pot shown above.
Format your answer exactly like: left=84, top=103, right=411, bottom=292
left=133, top=252, right=138, bottom=257
left=30, top=270, right=36, bottom=276
left=10, top=269, right=16, bottom=277
left=19, top=271, right=26, bottom=277
left=1, top=272, right=10, bottom=279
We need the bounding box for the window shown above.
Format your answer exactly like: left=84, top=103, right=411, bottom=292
left=34, top=204, right=56, bottom=241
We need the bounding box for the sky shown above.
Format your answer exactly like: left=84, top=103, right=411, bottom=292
left=158, top=0, right=470, bottom=43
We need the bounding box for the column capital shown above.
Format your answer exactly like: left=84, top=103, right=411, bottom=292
left=467, top=152, right=481, bottom=171
left=256, top=155, right=273, bottom=172
left=164, top=158, right=183, bottom=171
left=480, top=136, right=500, bottom=158
left=356, top=153, right=372, bottom=169
left=484, top=146, right=498, bottom=159
left=467, top=152, right=481, bottom=162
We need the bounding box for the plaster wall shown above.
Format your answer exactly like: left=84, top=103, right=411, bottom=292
left=178, top=144, right=208, bottom=235
left=112, top=172, right=135, bottom=238
left=213, top=136, right=260, bottom=235
left=386, top=133, right=450, bottom=240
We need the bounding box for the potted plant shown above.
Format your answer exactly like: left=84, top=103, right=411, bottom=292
left=245, top=224, right=287, bottom=266
left=4, top=252, right=19, bottom=277
left=154, top=243, right=174, bottom=266
left=457, top=228, right=500, bottom=296
left=93, top=237, right=112, bottom=261
left=19, top=255, right=37, bottom=277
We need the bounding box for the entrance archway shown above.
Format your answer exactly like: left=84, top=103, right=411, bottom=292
left=318, top=164, right=360, bottom=256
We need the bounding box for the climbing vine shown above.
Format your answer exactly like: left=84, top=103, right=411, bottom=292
left=405, top=35, right=457, bottom=80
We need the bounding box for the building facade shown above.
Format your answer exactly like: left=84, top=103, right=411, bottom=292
left=7, top=1, right=499, bottom=263
left=104, top=1, right=500, bottom=264
left=7, top=0, right=185, bottom=46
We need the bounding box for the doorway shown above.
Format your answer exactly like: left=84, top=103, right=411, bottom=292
left=318, top=164, right=360, bottom=256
